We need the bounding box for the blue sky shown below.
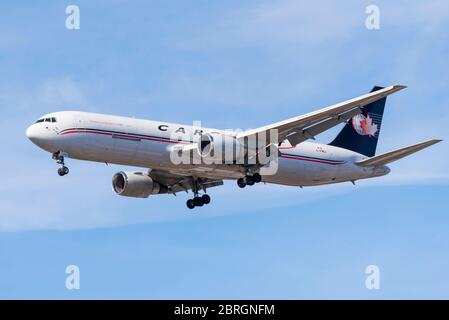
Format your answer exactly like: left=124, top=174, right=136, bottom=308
left=0, top=0, right=448, bottom=298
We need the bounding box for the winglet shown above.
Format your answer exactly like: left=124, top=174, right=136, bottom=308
left=383, top=84, right=407, bottom=96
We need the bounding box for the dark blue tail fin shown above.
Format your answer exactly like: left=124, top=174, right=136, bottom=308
left=329, top=86, right=386, bottom=157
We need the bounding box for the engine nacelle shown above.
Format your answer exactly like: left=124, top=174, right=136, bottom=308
left=197, top=133, right=245, bottom=163
left=112, top=171, right=164, bottom=198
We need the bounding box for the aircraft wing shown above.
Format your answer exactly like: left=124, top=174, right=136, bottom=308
left=149, top=169, right=224, bottom=194
left=236, top=85, right=406, bottom=146
left=355, top=139, right=442, bottom=167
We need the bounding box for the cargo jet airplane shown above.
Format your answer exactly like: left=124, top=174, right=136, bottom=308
left=26, top=85, right=441, bottom=209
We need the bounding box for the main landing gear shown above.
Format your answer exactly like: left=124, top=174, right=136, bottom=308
left=186, top=177, right=211, bottom=209
left=53, top=152, right=69, bottom=176
left=237, top=172, right=262, bottom=188
left=186, top=194, right=211, bottom=209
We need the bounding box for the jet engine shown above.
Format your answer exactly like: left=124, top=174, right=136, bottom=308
left=197, top=133, right=245, bottom=163
left=112, top=171, right=165, bottom=198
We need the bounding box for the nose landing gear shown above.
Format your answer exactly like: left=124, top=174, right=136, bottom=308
left=53, top=152, right=69, bottom=176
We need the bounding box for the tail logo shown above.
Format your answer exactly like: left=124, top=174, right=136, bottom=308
left=352, top=113, right=378, bottom=137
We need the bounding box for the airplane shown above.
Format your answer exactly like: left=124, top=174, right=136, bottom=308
left=26, top=85, right=441, bottom=209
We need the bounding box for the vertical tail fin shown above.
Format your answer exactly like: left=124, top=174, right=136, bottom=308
left=329, top=86, right=386, bottom=157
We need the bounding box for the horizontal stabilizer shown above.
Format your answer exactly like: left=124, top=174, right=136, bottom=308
left=356, top=139, right=442, bottom=166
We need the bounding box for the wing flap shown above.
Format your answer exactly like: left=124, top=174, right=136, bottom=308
left=285, top=106, right=362, bottom=145
left=355, top=139, right=442, bottom=167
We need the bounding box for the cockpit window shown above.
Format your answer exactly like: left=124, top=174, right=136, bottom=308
left=35, top=117, right=56, bottom=123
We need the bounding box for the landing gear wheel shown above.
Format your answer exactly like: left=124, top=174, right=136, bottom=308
left=252, top=173, right=262, bottom=183
left=237, top=178, right=246, bottom=188
left=186, top=199, right=195, bottom=209
left=193, top=196, right=204, bottom=207
left=57, top=168, right=65, bottom=176
left=193, top=197, right=204, bottom=207
left=201, top=194, right=211, bottom=205
left=57, top=166, right=69, bottom=176
left=246, top=176, right=255, bottom=186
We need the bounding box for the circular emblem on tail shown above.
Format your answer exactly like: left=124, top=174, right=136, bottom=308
left=352, top=114, right=378, bottom=137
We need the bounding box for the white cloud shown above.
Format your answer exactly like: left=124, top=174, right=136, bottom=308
left=0, top=77, right=87, bottom=118
left=39, top=78, right=86, bottom=106
left=241, top=0, right=359, bottom=45
left=176, top=0, right=449, bottom=51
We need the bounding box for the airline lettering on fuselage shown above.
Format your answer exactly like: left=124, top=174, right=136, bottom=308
left=158, top=124, right=203, bottom=135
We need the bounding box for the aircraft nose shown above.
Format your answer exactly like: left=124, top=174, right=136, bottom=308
left=26, top=118, right=59, bottom=152
left=26, top=124, right=49, bottom=148
left=26, top=124, right=38, bottom=142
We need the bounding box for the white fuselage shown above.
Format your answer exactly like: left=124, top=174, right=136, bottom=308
left=26, top=111, right=390, bottom=186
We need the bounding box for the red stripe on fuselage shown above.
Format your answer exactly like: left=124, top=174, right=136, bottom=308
left=60, top=130, right=189, bottom=144
left=280, top=155, right=344, bottom=165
